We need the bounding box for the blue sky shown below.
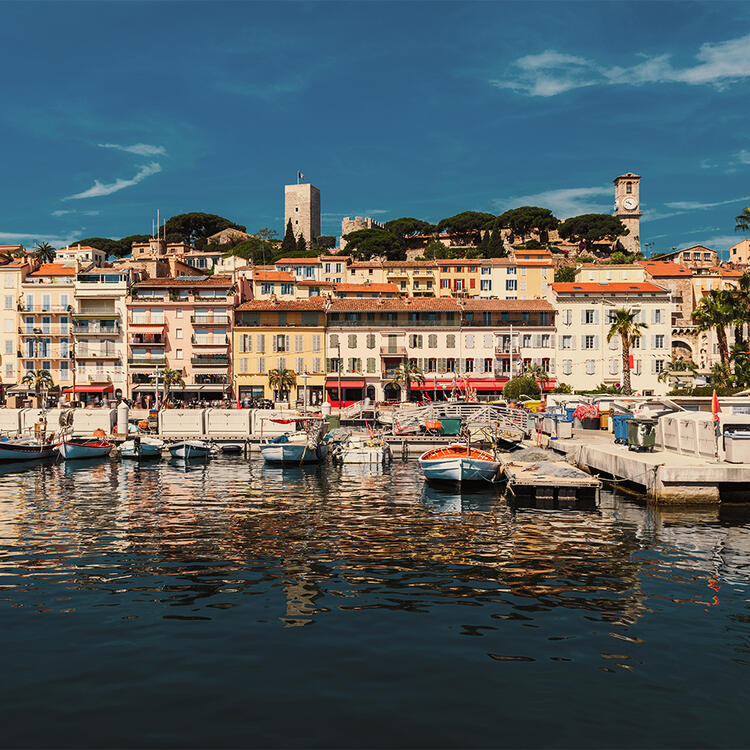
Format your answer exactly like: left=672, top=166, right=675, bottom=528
left=2, top=1, right=750, bottom=255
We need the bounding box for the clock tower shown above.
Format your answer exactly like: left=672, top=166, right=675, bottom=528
left=613, top=172, right=641, bottom=254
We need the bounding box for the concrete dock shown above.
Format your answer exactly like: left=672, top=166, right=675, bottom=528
left=544, top=429, right=750, bottom=504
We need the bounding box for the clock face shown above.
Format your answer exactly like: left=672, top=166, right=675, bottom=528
left=623, top=197, right=638, bottom=211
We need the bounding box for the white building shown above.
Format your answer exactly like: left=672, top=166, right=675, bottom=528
left=552, top=282, right=673, bottom=394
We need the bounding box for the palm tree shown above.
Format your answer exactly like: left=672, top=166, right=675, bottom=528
left=390, top=361, right=425, bottom=402
left=736, top=206, right=750, bottom=234
left=523, top=363, right=550, bottom=393
left=161, top=367, right=184, bottom=404
left=34, top=241, right=55, bottom=264
left=22, top=369, right=54, bottom=398
left=606, top=308, right=648, bottom=395
left=730, top=271, right=750, bottom=347
left=692, top=289, right=734, bottom=370
left=268, top=368, right=296, bottom=401
left=657, top=357, right=698, bottom=389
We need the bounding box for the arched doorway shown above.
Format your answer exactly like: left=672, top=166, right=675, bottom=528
left=383, top=382, right=401, bottom=402
left=366, top=385, right=376, bottom=403
left=672, top=339, right=694, bottom=361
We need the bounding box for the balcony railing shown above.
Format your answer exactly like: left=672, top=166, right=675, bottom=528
left=72, top=310, right=120, bottom=319
left=128, top=317, right=166, bottom=327
left=190, top=315, right=229, bottom=325
left=129, top=335, right=165, bottom=345
left=129, top=357, right=166, bottom=367
left=20, top=326, right=70, bottom=336
left=18, top=304, right=72, bottom=312
left=191, top=355, right=229, bottom=366
left=191, top=335, right=229, bottom=346
left=75, top=348, right=120, bottom=359
left=73, top=324, right=121, bottom=335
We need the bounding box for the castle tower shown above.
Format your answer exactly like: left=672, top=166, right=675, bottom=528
left=284, top=183, right=321, bottom=246
left=613, top=173, right=641, bottom=254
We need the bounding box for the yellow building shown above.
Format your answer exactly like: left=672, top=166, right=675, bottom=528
left=0, top=257, right=32, bottom=386
left=575, top=264, right=647, bottom=283
left=233, top=298, right=327, bottom=405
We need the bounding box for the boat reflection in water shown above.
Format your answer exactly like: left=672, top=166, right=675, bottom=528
left=421, top=483, right=499, bottom=514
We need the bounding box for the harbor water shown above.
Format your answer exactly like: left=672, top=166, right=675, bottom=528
left=1, top=456, right=749, bottom=748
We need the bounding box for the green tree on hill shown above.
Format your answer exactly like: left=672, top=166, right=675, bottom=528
left=296, top=234, right=307, bottom=253
left=554, top=266, right=576, bottom=282
left=558, top=214, right=628, bottom=250
left=494, top=206, right=558, bottom=243
left=436, top=211, right=495, bottom=245
left=384, top=217, right=435, bottom=238
left=342, top=228, right=405, bottom=260
left=163, top=213, right=245, bottom=245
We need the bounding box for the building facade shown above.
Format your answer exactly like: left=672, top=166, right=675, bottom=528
left=613, top=173, right=641, bottom=254
left=284, top=183, right=321, bottom=246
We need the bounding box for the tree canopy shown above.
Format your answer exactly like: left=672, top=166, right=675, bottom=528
left=163, top=212, right=245, bottom=245
left=313, top=235, right=336, bottom=250
left=558, top=214, right=628, bottom=248
left=281, top=219, right=296, bottom=255
left=342, top=228, right=405, bottom=260
left=436, top=211, right=495, bottom=240
left=554, top=266, right=576, bottom=282
left=73, top=235, right=151, bottom=258
left=384, top=217, right=435, bottom=237
left=494, top=206, right=558, bottom=240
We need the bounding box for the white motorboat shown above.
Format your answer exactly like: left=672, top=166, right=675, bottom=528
left=335, top=433, right=392, bottom=464
left=57, top=439, right=114, bottom=460
left=259, top=433, right=328, bottom=464
left=120, top=437, right=164, bottom=459
left=169, top=440, right=211, bottom=460
left=419, top=444, right=501, bottom=484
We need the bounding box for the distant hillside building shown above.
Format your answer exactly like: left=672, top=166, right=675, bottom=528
left=730, top=238, right=750, bottom=266
left=285, top=183, right=321, bottom=246
left=340, top=216, right=384, bottom=250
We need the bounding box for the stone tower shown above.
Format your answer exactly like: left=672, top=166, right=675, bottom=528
left=284, top=183, right=321, bottom=246
left=613, top=173, right=641, bottom=254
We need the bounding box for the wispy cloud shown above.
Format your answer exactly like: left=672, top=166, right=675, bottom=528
left=494, top=186, right=611, bottom=219
left=0, top=230, right=85, bottom=246
left=665, top=195, right=750, bottom=211
left=98, top=142, right=167, bottom=157
left=736, top=150, right=750, bottom=165
left=64, top=162, right=162, bottom=200
left=679, top=234, right=741, bottom=254
left=492, top=32, right=750, bottom=97
left=51, top=209, right=100, bottom=217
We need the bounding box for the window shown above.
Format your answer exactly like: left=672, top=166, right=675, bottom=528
left=257, top=334, right=266, bottom=353
left=176, top=308, right=183, bottom=318
left=446, top=334, right=455, bottom=348
left=275, top=334, right=288, bottom=352
left=441, top=279, right=450, bottom=289
left=584, top=335, right=597, bottom=349
left=176, top=328, right=183, bottom=339
left=5, top=363, right=13, bottom=378
left=261, top=284, right=273, bottom=295
left=348, top=334, right=357, bottom=348
left=483, top=358, right=493, bottom=373
left=609, top=358, right=619, bottom=375
left=585, top=359, right=595, bottom=375
left=3, top=275, right=12, bottom=289
left=482, top=312, right=492, bottom=325
left=506, top=279, right=517, bottom=291
left=655, top=359, right=665, bottom=373
left=464, top=358, right=474, bottom=373
left=59, top=361, right=68, bottom=380
left=652, top=309, right=663, bottom=324
left=295, top=335, right=303, bottom=353
left=464, top=334, right=474, bottom=349
left=428, top=334, right=437, bottom=348
left=563, top=359, right=572, bottom=375
left=258, top=357, right=266, bottom=373
left=312, top=335, right=321, bottom=352
left=480, top=280, right=491, bottom=291
left=507, top=267, right=516, bottom=275
left=4, top=340, right=11, bottom=355
left=176, top=349, right=183, bottom=359
left=329, top=334, right=339, bottom=349
left=584, top=309, right=596, bottom=324
left=541, top=334, right=551, bottom=347
left=3, top=296, right=12, bottom=310
left=654, top=335, right=665, bottom=349
left=312, top=357, right=321, bottom=373
left=446, top=358, right=456, bottom=372
left=562, top=309, right=572, bottom=325
left=281, top=284, right=294, bottom=295
left=409, top=334, right=423, bottom=348
left=366, top=357, right=376, bottom=373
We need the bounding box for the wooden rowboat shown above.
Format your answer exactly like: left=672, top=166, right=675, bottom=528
left=419, top=443, right=501, bottom=484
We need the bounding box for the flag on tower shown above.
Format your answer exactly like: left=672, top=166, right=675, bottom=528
left=297, top=171, right=305, bottom=181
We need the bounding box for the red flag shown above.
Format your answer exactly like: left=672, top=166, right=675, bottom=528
left=628, top=354, right=634, bottom=370
left=712, top=389, right=720, bottom=422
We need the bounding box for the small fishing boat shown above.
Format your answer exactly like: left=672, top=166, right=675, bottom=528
left=57, top=439, right=114, bottom=460
left=120, top=437, right=164, bottom=459
left=259, top=417, right=328, bottom=465
left=169, top=440, right=210, bottom=460
left=334, top=432, right=392, bottom=464
left=220, top=443, right=244, bottom=454
left=419, top=443, right=501, bottom=484
left=0, top=440, right=57, bottom=462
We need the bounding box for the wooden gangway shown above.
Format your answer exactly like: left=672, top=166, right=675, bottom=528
left=380, top=402, right=529, bottom=435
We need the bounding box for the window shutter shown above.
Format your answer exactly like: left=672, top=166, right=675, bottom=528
left=438, top=357, right=446, bottom=372
left=272, top=336, right=277, bottom=353
left=581, top=309, right=586, bottom=324
left=532, top=334, right=540, bottom=347
left=594, top=309, right=600, bottom=324
left=367, top=357, right=375, bottom=373
left=609, top=336, right=618, bottom=350
left=594, top=335, right=600, bottom=349
left=651, top=359, right=656, bottom=374
left=609, top=358, right=618, bottom=375
left=581, top=336, right=587, bottom=349
left=417, top=358, right=424, bottom=371
left=483, top=334, right=493, bottom=348
left=285, top=335, right=290, bottom=353
left=257, top=334, right=265, bottom=353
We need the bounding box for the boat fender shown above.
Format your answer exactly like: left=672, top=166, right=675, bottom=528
left=316, top=444, right=323, bottom=459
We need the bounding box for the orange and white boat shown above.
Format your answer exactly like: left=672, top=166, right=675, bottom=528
left=419, top=443, right=501, bottom=484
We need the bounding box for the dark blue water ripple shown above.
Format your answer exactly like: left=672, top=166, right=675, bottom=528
left=0, top=457, right=749, bottom=748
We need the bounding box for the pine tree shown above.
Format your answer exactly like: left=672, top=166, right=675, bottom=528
left=477, top=229, right=490, bottom=255
left=296, top=234, right=307, bottom=253
left=281, top=219, right=296, bottom=255
left=485, top=229, right=507, bottom=258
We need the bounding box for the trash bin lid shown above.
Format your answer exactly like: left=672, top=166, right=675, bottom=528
left=727, top=431, right=750, bottom=437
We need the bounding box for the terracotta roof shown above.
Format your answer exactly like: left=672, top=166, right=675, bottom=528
left=461, top=299, right=554, bottom=312
left=381, top=260, right=438, bottom=268
left=275, top=257, right=321, bottom=265
left=513, top=249, right=552, bottom=256
left=349, top=261, right=384, bottom=269
left=328, top=298, right=461, bottom=312
left=297, top=280, right=335, bottom=287
left=717, top=268, right=743, bottom=277
left=133, top=276, right=233, bottom=288
left=579, top=263, right=642, bottom=269
left=236, top=298, right=327, bottom=311
left=28, top=263, right=75, bottom=277
left=333, top=283, right=400, bottom=293
left=639, top=261, right=692, bottom=277
left=320, top=255, right=351, bottom=262
left=58, top=245, right=101, bottom=253
left=253, top=271, right=295, bottom=282
left=552, top=282, right=668, bottom=294
left=0, top=245, right=24, bottom=252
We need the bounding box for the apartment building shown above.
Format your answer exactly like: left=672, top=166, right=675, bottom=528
left=0, top=259, right=31, bottom=386
left=126, top=276, right=244, bottom=402
left=19, top=264, right=75, bottom=389
left=71, top=266, right=130, bottom=400
left=325, top=298, right=556, bottom=404
left=233, top=298, right=326, bottom=405
left=55, top=244, right=106, bottom=268
left=576, top=264, right=647, bottom=283
left=551, top=282, right=673, bottom=394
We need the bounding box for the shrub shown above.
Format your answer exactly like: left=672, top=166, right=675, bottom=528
left=552, top=383, right=572, bottom=394
left=503, top=376, right=541, bottom=401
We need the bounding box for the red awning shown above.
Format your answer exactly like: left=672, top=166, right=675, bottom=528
left=325, top=379, right=366, bottom=388
left=62, top=384, right=114, bottom=394
left=411, top=379, right=508, bottom=391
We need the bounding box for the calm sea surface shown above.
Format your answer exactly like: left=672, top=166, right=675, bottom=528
left=1, top=456, right=749, bottom=748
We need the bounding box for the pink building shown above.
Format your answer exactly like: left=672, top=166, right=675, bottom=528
left=126, top=275, right=248, bottom=403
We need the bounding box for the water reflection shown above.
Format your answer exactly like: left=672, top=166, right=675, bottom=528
left=1, top=457, right=750, bottom=747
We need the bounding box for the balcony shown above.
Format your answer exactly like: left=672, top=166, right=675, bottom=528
left=129, top=334, right=165, bottom=345
left=128, top=316, right=166, bottom=327
left=21, top=351, right=73, bottom=361
left=72, top=310, right=120, bottom=320
left=20, top=326, right=70, bottom=336
left=190, top=314, right=229, bottom=325
left=128, top=357, right=166, bottom=367
left=191, top=355, right=230, bottom=367
left=379, top=346, right=407, bottom=356
left=75, top=348, right=120, bottom=359
left=191, top=335, right=228, bottom=346
left=73, top=323, right=121, bottom=336
left=18, top=304, right=72, bottom=312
